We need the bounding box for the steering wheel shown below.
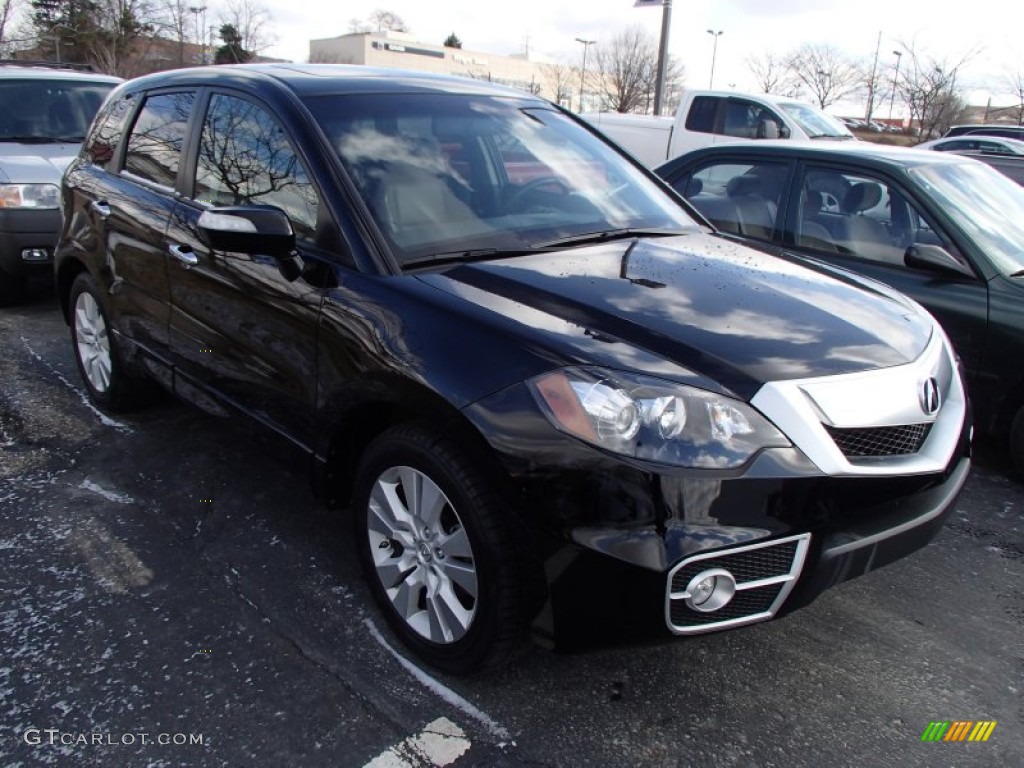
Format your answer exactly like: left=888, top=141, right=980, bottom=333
left=505, top=176, right=570, bottom=211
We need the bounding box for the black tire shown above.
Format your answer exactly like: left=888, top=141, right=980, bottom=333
left=353, top=423, right=537, bottom=674
left=68, top=272, right=153, bottom=412
left=1011, top=407, right=1024, bottom=480
left=0, top=270, right=27, bottom=307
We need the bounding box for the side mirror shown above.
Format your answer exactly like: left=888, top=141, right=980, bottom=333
left=778, top=124, right=791, bottom=139
left=198, top=206, right=296, bottom=259
left=904, top=244, right=975, bottom=278
left=757, top=119, right=780, bottom=140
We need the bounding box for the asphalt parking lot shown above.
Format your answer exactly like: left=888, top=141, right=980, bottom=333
left=1, top=285, right=1021, bottom=768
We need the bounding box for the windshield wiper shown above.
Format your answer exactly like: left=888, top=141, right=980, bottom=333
left=535, top=228, right=686, bottom=249
left=0, top=135, right=80, bottom=144
left=1009, top=269, right=1024, bottom=277
left=402, top=246, right=550, bottom=268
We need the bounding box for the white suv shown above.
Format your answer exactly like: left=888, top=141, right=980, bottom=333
left=0, top=63, right=120, bottom=305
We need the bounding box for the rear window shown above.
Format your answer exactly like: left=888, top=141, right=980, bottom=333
left=0, top=79, right=117, bottom=142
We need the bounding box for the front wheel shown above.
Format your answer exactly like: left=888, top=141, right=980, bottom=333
left=69, top=272, right=153, bottom=412
left=353, top=423, right=537, bottom=674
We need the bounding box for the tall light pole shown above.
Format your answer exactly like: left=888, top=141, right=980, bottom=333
left=706, top=30, right=723, bottom=89
left=189, top=5, right=208, bottom=63
left=575, top=37, right=596, bottom=113
left=888, top=50, right=903, bottom=123
left=636, top=1, right=673, bottom=115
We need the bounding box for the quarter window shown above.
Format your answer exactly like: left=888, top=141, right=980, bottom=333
left=124, top=92, right=195, bottom=188
left=193, top=94, right=319, bottom=240
left=85, top=94, right=133, bottom=170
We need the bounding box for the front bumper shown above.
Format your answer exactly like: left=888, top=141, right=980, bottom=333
left=0, top=209, right=61, bottom=277
left=463, top=368, right=972, bottom=651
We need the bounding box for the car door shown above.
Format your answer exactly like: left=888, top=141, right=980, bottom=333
left=65, top=89, right=196, bottom=364
left=783, top=161, right=989, bottom=379
left=164, top=90, right=328, bottom=446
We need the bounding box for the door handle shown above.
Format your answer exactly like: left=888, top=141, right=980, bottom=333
left=168, top=244, right=199, bottom=268
left=90, top=200, right=111, bottom=219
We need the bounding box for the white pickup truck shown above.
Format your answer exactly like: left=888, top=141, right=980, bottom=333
left=581, top=90, right=855, bottom=168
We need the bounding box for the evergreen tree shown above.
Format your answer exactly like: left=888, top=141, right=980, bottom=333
left=215, top=23, right=252, bottom=64
left=443, top=32, right=462, bottom=49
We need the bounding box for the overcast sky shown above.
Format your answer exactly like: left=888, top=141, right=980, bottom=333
left=261, top=0, right=1023, bottom=111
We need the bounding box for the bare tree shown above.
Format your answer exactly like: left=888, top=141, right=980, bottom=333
left=347, top=17, right=370, bottom=34
left=0, top=0, right=19, bottom=57
left=162, top=0, right=192, bottom=67
left=1000, top=69, right=1024, bottom=125
left=785, top=43, right=862, bottom=109
left=368, top=9, right=407, bottom=33
left=540, top=60, right=578, bottom=109
left=898, top=44, right=971, bottom=139
left=593, top=25, right=658, bottom=114
left=746, top=52, right=801, bottom=97
left=216, top=0, right=275, bottom=56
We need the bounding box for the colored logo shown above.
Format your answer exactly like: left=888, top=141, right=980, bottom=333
left=921, top=721, right=997, bottom=742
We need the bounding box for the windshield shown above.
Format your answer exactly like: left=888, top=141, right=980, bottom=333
left=0, top=79, right=116, bottom=142
left=305, top=93, right=698, bottom=265
left=910, top=160, right=1024, bottom=275
left=777, top=102, right=853, bottom=139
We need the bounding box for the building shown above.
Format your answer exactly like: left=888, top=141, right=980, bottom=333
left=309, top=30, right=599, bottom=112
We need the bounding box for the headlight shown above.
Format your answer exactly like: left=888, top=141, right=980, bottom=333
left=528, top=367, right=790, bottom=468
left=0, top=184, right=60, bottom=209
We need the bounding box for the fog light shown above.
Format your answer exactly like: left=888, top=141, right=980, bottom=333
left=21, top=248, right=49, bottom=262
left=684, top=568, right=736, bottom=613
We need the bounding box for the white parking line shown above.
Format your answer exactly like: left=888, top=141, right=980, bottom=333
left=364, top=618, right=510, bottom=740
left=363, top=717, right=471, bottom=768
left=20, top=336, right=131, bottom=432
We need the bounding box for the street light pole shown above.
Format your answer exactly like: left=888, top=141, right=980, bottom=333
left=575, top=37, right=596, bottom=113
left=652, top=0, right=673, bottom=115
left=189, top=5, right=208, bottom=63
left=706, top=30, right=723, bottom=89
left=888, top=50, right=903, bottom=123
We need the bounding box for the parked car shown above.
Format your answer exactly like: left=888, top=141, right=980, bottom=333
left=0, top=62, right=121, bottom=305
left=57, top=65, right=969, bottom=673
left=655, top=141, right=1024, bottom=475
left=943, top=124, right=1024, bottom=142
left=581, top=90, right=854, bottom=168
left=916, top=135, right=1024, bottom=155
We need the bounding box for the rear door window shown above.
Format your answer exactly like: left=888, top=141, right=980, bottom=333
left=124, top=92, right=196, bottom=189
left=685, top=96, right=718, bottom=134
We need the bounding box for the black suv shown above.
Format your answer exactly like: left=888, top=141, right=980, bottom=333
left=57, top=65, right=970, bottom=673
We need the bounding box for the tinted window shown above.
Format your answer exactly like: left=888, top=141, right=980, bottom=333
left=679, top=160, right=788, bottom=239
left=124, top=92, right=195, bottom=188
left=193, top=94, right=319, bottom=240
left=0, top=78, right=117, bottom=141
left=685, top=96, right=718, bottom=133
left=85, top=94, right=133, bottom=170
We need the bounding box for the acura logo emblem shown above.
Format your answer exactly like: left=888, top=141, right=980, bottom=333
left=920, top=378, right=941, bottom=416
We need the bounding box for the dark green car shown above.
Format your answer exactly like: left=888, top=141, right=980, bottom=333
left=656, top=141, right=1024, bottom=476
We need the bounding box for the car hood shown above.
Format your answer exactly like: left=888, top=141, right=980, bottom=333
left=0, top=143, right=79, bottom=184
left=419, top=232, right=932, bottom=399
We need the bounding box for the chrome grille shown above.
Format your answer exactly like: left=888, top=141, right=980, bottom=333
left=824, top=423, right=932, bottom=458
left=665, top=534, right=810, bottom=635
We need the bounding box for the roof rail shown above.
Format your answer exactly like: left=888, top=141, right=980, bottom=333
left=0, top=59, right=96, bottom=72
